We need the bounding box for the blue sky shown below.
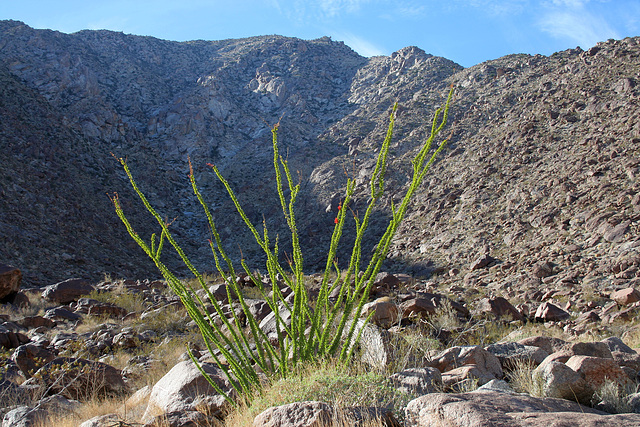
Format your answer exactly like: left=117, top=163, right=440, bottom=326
left=2, top=0, right=638, bottom=67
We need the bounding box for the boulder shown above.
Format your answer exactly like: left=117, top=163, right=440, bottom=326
left=568, top=341, right=613, bottom=359
left=534, top=302, right=570, bottom=322
left=477, top=297, right=524, bottom=322
left=565, top=355, right=629, bottom=393
left=0, top=330, right=30, bottom=350
left=441, top=365, right=492, bottom=390
left=399, top=298, right=436, bottom=318
left=0, top=264, right=21, bottom=301
left=475, top=379, right=516, bottom=394
left=405, top=391, right=640, bottom=426
left=611, top=287, right=640, bottom=306
left=11, top=342, right=57, bottom=378
left=485, top=342, right=549, bottom=370
left=29, top=357, right=127, bottom=401
left=17, top=315, right=55, bottom=329
left=41, top=279, right=94, bottom=304
left=516, top=336, right=567, bottom=354
left=533, top=360, right=591, bottom=403
left=470, top=254, right=495, bottom=270
left=79, top=414, right=121, bottom=427
left=73, top=298, right=128, bottom=318
left=399, top=293, right=469, bottom=320
left=371, top=272, right=402, bottom=295
left=259, top=305, right=292, bottom=343
left=1, top=406, right=47, bottom=427
left=601, top=336, right=636, bottom=354
left=351, top=320, right=393, bottom=369
left=43, top=307, right=82, bottom=322
left=362, top=299, right=399, bottom=329
left=428, top=345, right=503, bottom=381
left=253, top=401, right=332, bottom=427
left=389, top=367, right=443, bottom=395
left=143, top=410, right=209, bottom=427
left=142, top=360, right=232, bottom=422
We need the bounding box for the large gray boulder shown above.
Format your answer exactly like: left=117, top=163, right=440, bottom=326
left=253, top=401, right=332, bottom=427
left=405, top=391, right=640, bottom=426
left=389, top=367, right=443, bottom=396
left=253, top=401, right=400, bottom=427
left=1, top=406, right=46, bottom=427
left=533, top=360, right=591, bottom=403
left=142, top=360, right=232, bottom=422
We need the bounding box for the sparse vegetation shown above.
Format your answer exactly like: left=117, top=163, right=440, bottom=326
left=224, top=359, right=414, bottom=427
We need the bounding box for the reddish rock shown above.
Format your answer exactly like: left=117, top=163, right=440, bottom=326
left=429, top=345, right=503, bottom=381
left=73, top=298, right=128, bottom=318
left=399, top=298, right=437, bottom=318
left=568, top=341, right=613, bottom=359
left=41, top=278, right=95, bottom=304
left=517, top=336, right=568, bottom=354
left=11, top=343, right=56, bottom=378
left=531, top=262, right=554, bottom=278
left=0, top=330, right=30, bottom=349
left=565, top=355, right=629, bottom=393
left=470, top=254, right=496, bottom=270
left=30, top=357, right=127, bottom=401
left=373, top=271, right=402, bottom=288
left=534, top=302, right=570, bottom=322
left=441, top=364, right=491, bottom=389
left=534, top=360, right=591, bottom=403
left=540, top=350, right=574, bottom=365
left=18, top=315, right=55, bottom=329
left=0, top=264, right=22, bottom=301
left=477, top=297, right=524, bottom=322
left=611, top=287, right=640, bottom=306
left=362, top=299, right=399, bottom=329
left=400, top=293, right=469, bottom=320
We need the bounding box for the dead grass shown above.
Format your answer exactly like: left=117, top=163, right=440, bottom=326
left=506, top=359, right=546, bottom=397
left=224, top=358, right=411, bottom=427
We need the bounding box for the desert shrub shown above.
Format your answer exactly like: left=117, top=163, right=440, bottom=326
left=111, top=87, right=454, bottom=405
left=506, top=359, right=545, bottom=397
left=225, top=359, right=412, bottom=426
left=87, top=285, right=148, bottom=314
left=592, top=378, right=639, bottom=414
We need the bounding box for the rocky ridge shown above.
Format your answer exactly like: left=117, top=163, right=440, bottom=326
left=1, top=21, right=639, bottom=293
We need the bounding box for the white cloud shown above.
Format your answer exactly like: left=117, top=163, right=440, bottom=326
left=539, top=10, right=619, bottom=47
left=318, top=0, right=371, bottom=16
left=538, top=0, right=621, bottom=48
left=333, top=32, right=386, bottom=56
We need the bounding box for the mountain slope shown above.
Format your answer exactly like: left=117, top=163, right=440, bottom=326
left=0, top=20, right=638, bottom=295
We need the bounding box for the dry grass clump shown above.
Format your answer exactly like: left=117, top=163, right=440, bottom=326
left=224, top=358, right=412, bottom=427
left=505, top=359, right=546, bottom=397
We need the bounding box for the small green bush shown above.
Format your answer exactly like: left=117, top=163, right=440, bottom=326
left=111, top=87, right=454, bottom=405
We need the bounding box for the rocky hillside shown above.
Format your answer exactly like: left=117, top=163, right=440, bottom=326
left=0, top=20, right=638, bottom=291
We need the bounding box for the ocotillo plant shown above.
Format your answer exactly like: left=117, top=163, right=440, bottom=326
left=111, top=86, right=454, bottom=405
